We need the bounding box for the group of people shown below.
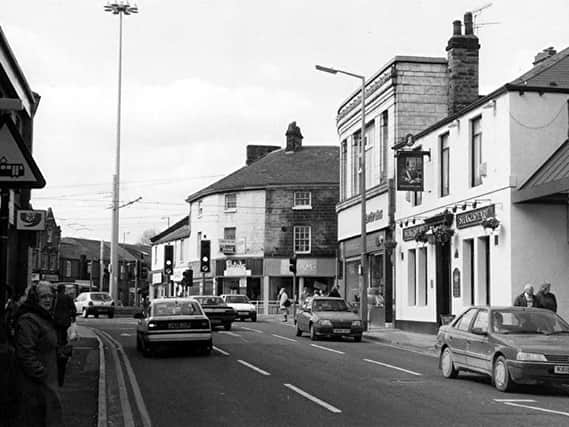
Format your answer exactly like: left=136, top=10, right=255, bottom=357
left=1, top=282, right=77, bottom=426
left=513, top=282, right=557, bottom=312
left=277, top=285, right=342, bottom=322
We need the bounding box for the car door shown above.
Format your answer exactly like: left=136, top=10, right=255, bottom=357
left=466, top=309, right=493, bottom=373
left=448, top=308, right=478, bottom=367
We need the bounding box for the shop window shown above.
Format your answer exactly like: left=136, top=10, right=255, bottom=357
left=351, top=131, right=361, bottom=198
left=417, top=247, right=427, bottom=306
left=471, top=117, right=483, bottom=187
left=440, top=132, right=450, bottom=197
left=294, top=225, right=311, bottom=253
left=340, top=140, right=348, bottom=200
left=407, top=249, right=416, bottom=306
left=293, top=191, right=311, bottom=209
left=224, top=193, right=237, bottom=211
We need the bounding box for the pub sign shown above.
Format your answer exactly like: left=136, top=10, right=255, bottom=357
left=397, top=151, right=424, bottom=192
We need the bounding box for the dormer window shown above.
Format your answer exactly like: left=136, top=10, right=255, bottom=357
left=225, top=193, right=237, bottom=211
left=293, top=191, right=311, bottom=209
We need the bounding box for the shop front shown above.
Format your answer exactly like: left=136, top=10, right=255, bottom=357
left=215, top=258, right=263, bottom=300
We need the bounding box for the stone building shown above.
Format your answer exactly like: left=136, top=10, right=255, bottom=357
left=30, top=208, right=61, bottom=283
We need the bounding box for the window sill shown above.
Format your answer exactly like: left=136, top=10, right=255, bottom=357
left=224, top=208, right=237, bottom=213
left=292, top=206, right=312, bottom=210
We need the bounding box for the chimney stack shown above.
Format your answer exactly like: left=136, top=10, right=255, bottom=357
left=285, top=121, right=303, bottom=152
left=533, top=47, right=557, bottom=66
left=446, top=12, right=480, bottom=115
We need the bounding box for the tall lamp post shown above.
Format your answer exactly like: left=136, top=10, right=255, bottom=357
left=316, top=64, right=368, bottom=331
left=104, top=1, right=138, bottom=302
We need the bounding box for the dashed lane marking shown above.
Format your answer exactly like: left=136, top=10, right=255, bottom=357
left=310, top=344, right=344, bottom=355
left=213, top=346, right=230, bottom=356
left=363, top=358, right=422, bottom=376
left=237, top=360, right=271, bottom=376
left=502, top=402, right=569, bottom=417
left=284, top=383, right=342, bottom=414
left=239, top=326, right=264, bottom=333
left=218, top=331, right=240, bottom=337
left=272, top=334, right=297, bottom=343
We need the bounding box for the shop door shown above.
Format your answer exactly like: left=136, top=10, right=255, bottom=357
left=436, top=243, right=452, bottom=325
left=369, top=254, right=385, bottom=327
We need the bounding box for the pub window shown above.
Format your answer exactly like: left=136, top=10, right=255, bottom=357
left=407, top=249, right=416, bottom=306
left=351, top=131, right=361, bottom=197
left=224, top=193, right=237, bottom=210
left=471, top=116, right=483, bottom=187
left=294, top=225, right=311, bottom=254
left=293, top=191, right=311, bottom=208
left=440, top=132, right=450, bottom=197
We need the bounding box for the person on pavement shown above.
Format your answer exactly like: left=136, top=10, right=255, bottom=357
left=13, top=282, right=64, bottom=427
left=513, top=283, right=535, bottom=307
left=535, top=282, right=557, bottom=312
left=278, top=288, right=290, bottom=322
left=52, top=283, right=76, bottom=386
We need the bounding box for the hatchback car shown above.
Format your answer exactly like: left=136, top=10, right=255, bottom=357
left=135, top=297, right=212, bottom=356
left=295, top=297, right=363, bottom=342
left=194, top=296, right=237, bottom=330
left=75, top=292, right=115, bottom=318
left=436, top=306, right=569, bottom=392
left=221, top=294, right=257, bottom=322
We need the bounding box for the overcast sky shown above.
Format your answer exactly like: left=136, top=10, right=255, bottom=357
left=4, top=0, right=569, bottom=244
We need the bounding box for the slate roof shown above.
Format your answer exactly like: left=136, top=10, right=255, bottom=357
left=60, top=237, right=146, bottom=262
left=150, top=216, right=190, bottom=245
left=509, top=46, right=569, bottom=89
left=186, top=146, right=339, bottom=203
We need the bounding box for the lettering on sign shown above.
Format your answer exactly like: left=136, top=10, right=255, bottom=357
left=224, top=260, right=251, bottom=277
left=402, top=224, right=430, bottom=241
left=456, top=205, right=495, bottom=229
left=366, top=209, right=383, bottom=224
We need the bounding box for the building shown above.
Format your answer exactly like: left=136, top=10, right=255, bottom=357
left=30, top=208, right=61, bottom=283
left=180, top=122, right=338, bottom=309
left=395, top=40, right=569, bottom=332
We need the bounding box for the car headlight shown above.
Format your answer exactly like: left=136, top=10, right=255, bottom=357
left=318, top=320, right=332, bottom=327
left=516, top=352, right=547, bottom=362
left=352, top=320, right=362, bottom=327
left=148, top=322, right=157, bottom=329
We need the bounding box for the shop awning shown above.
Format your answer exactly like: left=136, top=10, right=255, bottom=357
left=513, top=139, right=569, bottom=204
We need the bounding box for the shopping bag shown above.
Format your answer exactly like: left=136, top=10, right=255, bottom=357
left=67, top=323, right=79, bottom=341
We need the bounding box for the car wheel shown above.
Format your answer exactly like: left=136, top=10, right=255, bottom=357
left=82, top=308, right=88, bottom=318
left=310, top=324, right=318, bottom=341
left=296, top=325, right=302, bottom=337
left=136, top=334, right=142, bottom=352
left=353, top=334, right=362, bottom=343
left=251, top=313, right=257, bottom=322
left=142, top=338, right=153, bottom=358
left=493, top=356, right=513, bottom=392
left=224, top=322, right=232, bottom=331
left=441, top=347, right=459, bottom=379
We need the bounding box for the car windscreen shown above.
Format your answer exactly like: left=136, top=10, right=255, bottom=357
left=152, top=301, right=202, bottom=317
left=91, top=293, right=112, bottom=302
left=312, top=299, right=348, bottom=312
left=196, top=297, right=224, bottom=306
left=225, top=296, right=249, bottom=303
left=492, top=309, right=569, bottom=334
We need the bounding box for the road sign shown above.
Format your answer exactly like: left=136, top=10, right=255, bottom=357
left=0, top=117, right=45, bottom=188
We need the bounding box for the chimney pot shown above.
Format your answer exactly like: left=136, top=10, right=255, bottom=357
left=533, top=46, right=557, bottom=66
left=452, top=20, right=462, bottom=36
left=285, top=121, right=303, bottom=152
left=464, top=12, right=473, bottom=35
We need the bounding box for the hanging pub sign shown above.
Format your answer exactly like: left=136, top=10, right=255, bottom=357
left=396, top=150, right=424, bottom=192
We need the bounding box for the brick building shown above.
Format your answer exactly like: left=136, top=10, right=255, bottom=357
left=30, top=208, right=61, bottom=283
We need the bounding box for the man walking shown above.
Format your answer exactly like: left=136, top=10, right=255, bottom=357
left=535, top=282, right=557, bottom=312
left=52, top=284, right=76, bottom=386
left=278, top=288, right=290, bottom=322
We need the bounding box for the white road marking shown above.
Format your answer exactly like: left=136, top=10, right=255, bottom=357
left=494, top=399, right=536, bottom=402
left=120, top=333, right=132, bottom=336
left=272, top=334, right=297, bottom=342
left=284, top=383, right=342, bottom=414
left=363, top=358, right=422, bottom=376
left=213, top=346, right=230, bottom=356
left=310, top=344, right=344, bottom=355
left=237, top=360, right=271, bottom=376
left=219, top=331, right=240, bottom=337
left=239, top=326, right=263, bottom=333
left=502, top=402, right=569, bottom=417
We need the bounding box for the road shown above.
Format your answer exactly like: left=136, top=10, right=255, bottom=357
left=81, top=317, right=569, bottom=427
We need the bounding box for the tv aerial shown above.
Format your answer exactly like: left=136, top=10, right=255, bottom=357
left=471, top=2, right=500, bottom=34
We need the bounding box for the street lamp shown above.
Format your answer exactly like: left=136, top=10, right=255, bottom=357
left=104, top=1, right=138, bottom=302
left=316, top=64, right=369, bottom=331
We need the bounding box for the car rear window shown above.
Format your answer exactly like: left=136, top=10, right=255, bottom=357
left=197, top=297, right=224, bottom=305
left=153, top=301, right=202, bottom=317
left=312, top=300, right=348, bottom=312
left=91, top=293, right=112, bottom=302
left=225, top=295, right=249, bottom=303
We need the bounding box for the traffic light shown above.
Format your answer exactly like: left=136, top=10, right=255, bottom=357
left=164, top=245, right=174, bottom=275
left=289, top=255, right=297, bottom=274
left=200, top=240, right=211, bottom=273
left=182, top=269, right=193, bottom=287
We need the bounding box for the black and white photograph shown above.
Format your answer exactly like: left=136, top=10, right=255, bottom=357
left=1, top=1, right=569, bottom=426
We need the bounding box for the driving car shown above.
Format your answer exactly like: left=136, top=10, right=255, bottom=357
left=435, top=306, right=569, bottom=392
left=220, top=294, right=257, bottom=322
left=135, top=297, right=212, bottom=357
left=74, top=291, right=115, bottom=318
left=295, top=296, right=363, bottom=342
left=194, top=296, right=237, bottom=330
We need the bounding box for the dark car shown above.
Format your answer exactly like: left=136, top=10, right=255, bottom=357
left=435, top=306, right=569, bottom=392
left=194, top=296, right=237, bottom=330
left=295, top=297, right=363, bottom=342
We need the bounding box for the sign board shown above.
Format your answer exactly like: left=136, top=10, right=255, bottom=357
left=224, top=259, right=251, bottom=277
left=0, top=117, right=45, bottom=188
left=16, top=210, right=46, bottom=231
left=456, top=205, right=495, bottom=229
left=397, top=151, right=424, bottom=192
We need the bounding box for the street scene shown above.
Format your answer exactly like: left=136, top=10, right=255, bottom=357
left=2, top=1, right=569, bottom=426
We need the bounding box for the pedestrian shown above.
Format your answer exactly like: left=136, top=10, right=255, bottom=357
left=13, top=282, right=64, bottom=427
left=142, top=296, right=150, bottom=317
left=278, top=288, right=290, bottom=322
left=52, top=283, right=76, bottom=386
left=535, top=282, right=557, bottom=313
left=328, top=286, right=341, bottom=298
left=513, top=283, right=535, bottom=307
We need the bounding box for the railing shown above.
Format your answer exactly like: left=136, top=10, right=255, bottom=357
left=252, top=300, right=282, bottom=315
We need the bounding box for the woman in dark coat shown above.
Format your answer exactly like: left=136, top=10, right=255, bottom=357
left=13, top=282, right=64, bottom=427
left=535, top=282, right=557, bottom=313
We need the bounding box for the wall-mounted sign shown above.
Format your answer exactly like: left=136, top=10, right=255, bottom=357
left=456, top=205, right=495, bottom=229
left=366, top=209, right=383, bottom=224
left=224, top=259, right=251, bottom=277
left=402, top=223, right=430, bottom=241
left=397, top=151, right=424, bottom=192
left=452, top=268, right=461, bottom=298
left=16, top=210, right=46, bottom=231
left=219, top=239, right=236, bottom=254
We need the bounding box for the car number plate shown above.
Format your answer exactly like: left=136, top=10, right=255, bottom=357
left=554, top=365, right=569, bottom=374
left=169, top=322, right=191, bottom=329
left=333, top=328, right=350, bottom=334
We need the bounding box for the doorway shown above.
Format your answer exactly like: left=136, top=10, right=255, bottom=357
left=436, top=242, right=452, bottom=325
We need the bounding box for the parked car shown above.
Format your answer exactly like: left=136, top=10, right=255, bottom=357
left=221, top=294, right=257, bottom=322
left=295, top=296, right=363, bottom=342
left=75, top=291, right=115, bottom=318
left=134, top=297, right=212, bottom=357
left=194, top=296, right=237, bottom=330
left=435, top=306, right=569, bottom=392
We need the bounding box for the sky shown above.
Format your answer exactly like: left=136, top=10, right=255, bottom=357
left=3, top=0, right=569, bottom=244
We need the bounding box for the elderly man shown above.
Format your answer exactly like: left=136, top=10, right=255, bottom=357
left=535, top=282, right=557, bottom=312
left=513, top=283, right=535, bottom=307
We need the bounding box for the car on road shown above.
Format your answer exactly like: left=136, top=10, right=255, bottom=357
left=134, top=297, right=212, bottom=356
left=220, top=294, right=257, bottom=322
left=194, top=296, right=237, bottom=330
left=75, top=291, right=115, bottom=318
left=295, top=297, right=363, bottom=342
left=435, top=306, right=569, bottom=392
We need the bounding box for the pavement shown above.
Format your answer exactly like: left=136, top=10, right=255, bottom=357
left=61, top=314, right=437, bottom=426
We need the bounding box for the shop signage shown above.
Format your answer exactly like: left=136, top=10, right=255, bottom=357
left=16, top=210, right=46, bottom=231
left=224, top=260, right=251, bottom=277
left=456, top=205, right=495, bottom=229
left=402, top=223, right=430, bottom=241
left=397, top=151, right=424, bottom=192
left=152, top=272, right=163, bottom=285
left=366, top=209, right=383, bottom=224
left=219, top=239, right=236, bottom=254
